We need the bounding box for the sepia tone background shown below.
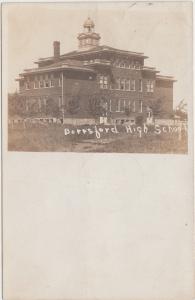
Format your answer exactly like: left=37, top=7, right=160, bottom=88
left=2, top=2, right=194, bottom=300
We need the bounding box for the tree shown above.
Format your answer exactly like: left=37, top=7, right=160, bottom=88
left=8, top=93, right=26, bottom=117
left=88, top=95, right=108, bottom=117
left=46, top=98, right=60, bottom=117
left=147, top=98, right=163, bottom=119
left=67, top=96, right=80, bottom=115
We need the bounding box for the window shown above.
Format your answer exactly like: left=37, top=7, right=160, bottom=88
left=133, top=100, right=136, bottom=112
left=109, top=99, right=112, bottom=112
left=99, top=76, right=103, bottom=89
left=39, top=81, right=44, bottom=88
left=125, top=100, right=131, bottom=111
left=38, top=98, right=41, bottom=111
left=45, top=80, right=50, bottom=88
left=25, top=82, right=30, bottom=90
left=115, top=60, right=120, bottom=67
left=116, top=100, right=120, bottom=112
left=135, top=61, right=140, bottom=69
left=43, top=97, right=47, bottom=107
left=34, top=81, right=39, bottom=89
left=146, top=80, right=154, bottom=92
left=140, top=100, right=143, bottom=113
left=125, top=79, right=130, bottom=91
left=116, top=100, right=125, bottom=112
left=130, top=61, right=135, bottom=69
left=130, top=79, right=136, bottom=91
left=120, top=100, right=125, bottom=112
left=50, top=80, right=54, bottom=87
left=99, top=75, right=108, bottom=89
left=119, top=61, right=125, bottom=68
left=59, top=77, right=62, bottom=87
left=116, top=78, right=120, bottom=90
left=138, top=79, right=142, bottom=92
left=120, top=79, right=125, bottom=90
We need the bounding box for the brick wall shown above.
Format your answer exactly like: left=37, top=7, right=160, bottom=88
left=155, top=80, right=174, bottom=115
left=16, top=59, right=174, bottom=119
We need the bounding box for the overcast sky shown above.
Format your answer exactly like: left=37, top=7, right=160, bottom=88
left=3, top=1, right=192, bottom=107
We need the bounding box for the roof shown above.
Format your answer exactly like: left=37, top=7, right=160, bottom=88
left=156, top=75, right=176, bottom=82
left=19, top=59, right=96, bottom=77
left=34, top=45, right=148, bottom=64
left=142, top=66, right=160, bottom=73
left=83, top=17, right=95, bottom=28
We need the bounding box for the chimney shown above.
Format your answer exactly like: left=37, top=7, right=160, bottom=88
left=53, top=41, right=60, bottom=58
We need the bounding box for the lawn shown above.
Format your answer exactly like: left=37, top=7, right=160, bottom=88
left=8, top=124, right=188, bottom=154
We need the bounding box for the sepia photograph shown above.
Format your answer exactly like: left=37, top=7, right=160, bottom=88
left=2, top=3, right=194, bottom=300
left=5, top=2, right=191, bottom=153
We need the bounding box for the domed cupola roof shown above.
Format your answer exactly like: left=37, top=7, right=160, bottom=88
left=83, top=17, right=95, bottom=29
left=77, top=17, right=101, bottom=50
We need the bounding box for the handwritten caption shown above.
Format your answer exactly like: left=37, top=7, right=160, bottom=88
left=64, top=124, right=187, bottom=139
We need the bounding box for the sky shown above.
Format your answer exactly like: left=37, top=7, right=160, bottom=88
left=3, top=1, right=193, bottom=107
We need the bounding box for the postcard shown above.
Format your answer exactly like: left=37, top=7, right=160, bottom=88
left=2, top=2, right=194, bottom=300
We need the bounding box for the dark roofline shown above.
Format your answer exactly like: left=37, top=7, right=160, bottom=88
left=18, top=64, right=96, bottom=77
left=61, top=45, right=148, bottom=59
left=34, top=45, right=148, bottom=64
left=156, top=75, right=176, bottom=82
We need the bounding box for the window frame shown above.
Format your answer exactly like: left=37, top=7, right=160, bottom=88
left=130, top=79, right=136, bottom=91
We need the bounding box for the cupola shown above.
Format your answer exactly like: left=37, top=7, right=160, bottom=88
left=77, top=17, right=101, bottom=50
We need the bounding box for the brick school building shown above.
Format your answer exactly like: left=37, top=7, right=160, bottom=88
left=14, top=17, right=175, bottom=124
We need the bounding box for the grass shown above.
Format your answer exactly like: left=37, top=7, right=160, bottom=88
left=8, top=124, right=188, bottom=154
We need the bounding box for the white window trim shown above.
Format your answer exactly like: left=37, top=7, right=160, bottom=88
left=25, top=82, right=30, bottom=90
left=120, top=100, right=125, bottom=112
left=116, top=100, right=120, bottom=112
left=120, top=79, right=125, bottom=91
left=99, top=75, right=108, bottom=89
left=139, top=79, right=143, bottom=92
left=125, top=79, right=130, bottom=91
left=34, top=82, right=39, bottom=89
left=146, top=80, right=154, bottom=93
left=130, top=79, right=136, bottom=91
left=50, top=80, right=54, bottom=87
left=109, top=99, right=112, bottom=112
left=133, top=100, right=136, bottom=112
left=39, top=81, right=44, bottom=89
left=140, top=101, right=143, bottom=113
left=44, top=80, right=51, bottom=88
left=38, top=98, right=41, bottom=111
left=125, top=100, right=131, bottom=110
